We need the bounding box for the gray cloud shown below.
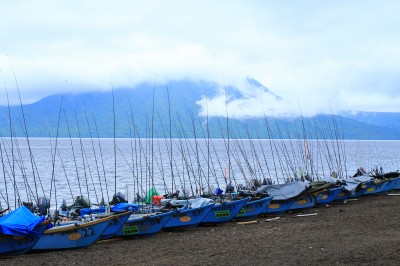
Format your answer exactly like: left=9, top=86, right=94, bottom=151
left=1, top=0, right=399, bottom=116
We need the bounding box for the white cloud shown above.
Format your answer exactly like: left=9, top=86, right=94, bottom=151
left=0, top=0, right=400, bottom=115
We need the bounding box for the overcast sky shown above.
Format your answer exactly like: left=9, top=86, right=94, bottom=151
left=1, top=1, right=399, bottom=117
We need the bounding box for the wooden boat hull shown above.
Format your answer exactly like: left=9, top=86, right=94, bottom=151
left=0, top=220, right=51, bottom=256
left=201, top=197, right=248, bottom=224
left=235, top=196, right=273, bottom=219
left=98, top=212, right=132, bottom=241
left=33, top=216, right=113, bottom=250
left=116, top=211, right=173, bottom=237
left=163, top=204, right=214, bottom=229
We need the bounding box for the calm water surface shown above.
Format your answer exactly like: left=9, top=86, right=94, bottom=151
left=1, top=138, right=399, bottom=209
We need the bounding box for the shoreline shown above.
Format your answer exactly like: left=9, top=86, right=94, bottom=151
left=2, top=193, right=400, bottom=265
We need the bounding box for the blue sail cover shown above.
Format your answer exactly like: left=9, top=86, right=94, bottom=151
left=0, top=206, right=45, bottom=236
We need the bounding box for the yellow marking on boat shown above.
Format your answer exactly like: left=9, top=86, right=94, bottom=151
left=68, top=232, right=82, bottom=241
left=367, top=187, right=375, bottom=192
left=12, top=236, right=26, bottom=240
left=320, top=195, right=328, bottom=200
left=269, top=203, right=280, bottom=209
left=179, top=216, right=192, bottom=223
left=297, top=199, right=308, bottom=205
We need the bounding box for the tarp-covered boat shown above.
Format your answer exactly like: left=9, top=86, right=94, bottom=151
left=0, top=206, right=51, bottom=256
left=257, top=181, right=313, bottom=213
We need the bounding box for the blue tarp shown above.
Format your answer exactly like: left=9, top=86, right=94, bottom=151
left=0, top=206, right=45, bottom=237
left=80, top=203, right=140, bottom=217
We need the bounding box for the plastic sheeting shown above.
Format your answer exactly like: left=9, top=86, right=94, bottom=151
left=161, top=197, right=214, bottom=209
left=80, top=203, right=139, bottom=217
left=256, top=181, right=310, bottom=200
left=0, top=206, right=45, bottom=236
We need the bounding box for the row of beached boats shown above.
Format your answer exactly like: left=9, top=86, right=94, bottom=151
left=1, top=170, right=399, bottom=256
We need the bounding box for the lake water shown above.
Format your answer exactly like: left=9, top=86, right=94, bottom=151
left=1, top=137, right=399, bottom=209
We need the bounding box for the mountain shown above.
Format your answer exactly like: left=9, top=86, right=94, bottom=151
left=0, top=78, right=399, bottom=140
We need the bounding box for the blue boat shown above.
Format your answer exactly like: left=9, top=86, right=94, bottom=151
left=314, top=187, right=344, bottom=204
left=33, top=215, right=114, bottom=250
left=98, top=211, right=132, bottom=240
left=115, top=211, right=173, bottom=237
left=77, top=202, right=139, bottom=240
left=0, top=206, right=51, bottom=256
left=235, top=196, right=273, bottom=219
left=390, top=177, right=400, bottom=190
left=258, top=181, right=311, bottom=214
left=362, top=179, right=395, bottom=195
left=288, top=194, right=316, bottom=210
left=201, top=197, right=248, bottom=224
left=264, top=200, right=293, bottom=213
left=333, top=177, right=373, bottom=201
left=163, top=204, right=214, bottom=229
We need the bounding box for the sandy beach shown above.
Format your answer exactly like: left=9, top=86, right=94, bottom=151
left=2, top=192, right=400, bottom=266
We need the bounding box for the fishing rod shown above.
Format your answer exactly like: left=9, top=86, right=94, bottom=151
left=1, top=70, right=15, bottom=209
left=90, top=109, right=110, bottom=203
left=224, top=87, right=233, bottom=195
left=155, top=112, right=170, bottom=195
left=124, top=106, right=137, bottom=202
left=0, top=132, right=24, bottom=208
left=82, top=106, right=104, bottom=204
left=47, top=95, right=63, bottom=214
left=165, top=83, right=175, bottom=197
left=2, top=116, right=36, bottom=206
left=196, top=115, right=220, bottom=192
left=282, top=120, right=302, bottom=180
left=0, top=132, right=10, bottom=212
left=243, top=121, right=266, bottom=183
left=265, top=117, right=288, bottom=183
left=231, top=120, right=254, bottom=180
left=10, top=62, right=41, bottom=205
left=73, top=108, right=91, bottom=203
left=128, top=106, right=147, bottom=201
left=81, top=141, right=99, bottom=205
left=174, top=117, right=196, bottom=197
left=63, top=108, right=84, bottom=199
left=190, top=109, right=204, bottom=195
left=111, top=84, right=117, bottom=198
left=252, top=124, right=273, bottom=184
left=280, top=121, right=301, bottom=180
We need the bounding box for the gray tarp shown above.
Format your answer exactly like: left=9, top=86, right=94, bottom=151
left=353, top=175, right=373, bottom=183
left=341, top=178, right=360, bottom=192
left=161, top=197, right=214, bottom=209
left=256, top=181, right=310, bottom=200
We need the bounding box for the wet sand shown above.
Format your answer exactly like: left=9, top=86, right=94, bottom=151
left=2, top=192, right=400, bottom=265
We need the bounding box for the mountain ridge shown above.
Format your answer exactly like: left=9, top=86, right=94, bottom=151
left=1, top=79, right=399, bottom=140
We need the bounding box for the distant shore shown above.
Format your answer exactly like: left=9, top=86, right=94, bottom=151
left=2, top=192, right=400, bottom=265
